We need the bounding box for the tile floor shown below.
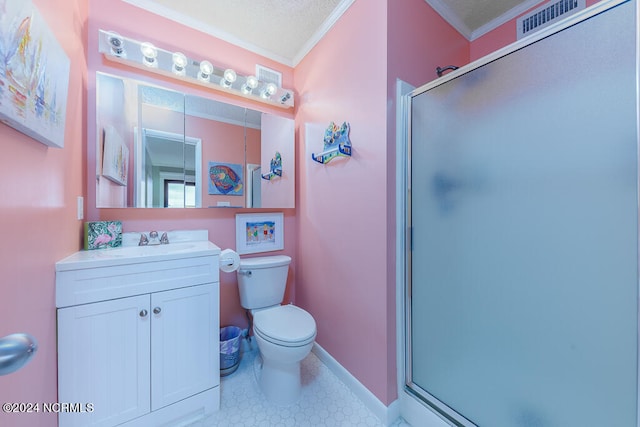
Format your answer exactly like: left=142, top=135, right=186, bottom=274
left=192, top=347, right=411, bottom=427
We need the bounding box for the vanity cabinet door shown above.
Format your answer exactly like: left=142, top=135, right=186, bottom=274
left=150, top=283, right=219, bottom=411
left=57, top=295, right=151, bottom=427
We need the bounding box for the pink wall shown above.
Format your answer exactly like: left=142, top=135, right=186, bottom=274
left=294, top=0, right=471, bottom=407
left=260, top=115, right=295, bottom=208
left=388, top=0, right=470, bottom=88
left=295, top=0, right=393, bottom=404
left=87, top=0, right=296, bottom=330
left=246, top=128, right=261, bottom=166
left=0, top=1, right=87, bottom=426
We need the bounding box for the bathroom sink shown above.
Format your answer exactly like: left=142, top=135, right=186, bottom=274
left=56, top=240, right=220, bottom=271
left=104, top=242, right=197, bottom=257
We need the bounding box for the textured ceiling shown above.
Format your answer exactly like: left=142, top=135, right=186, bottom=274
left=123, top=0, right=352, bottom=66
left=426, top=0, right=538, bottom=39
left=123, top=0, right=539, bottom=66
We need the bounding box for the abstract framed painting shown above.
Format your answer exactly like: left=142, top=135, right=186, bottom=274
left=0, top=0, right=70, bottom=148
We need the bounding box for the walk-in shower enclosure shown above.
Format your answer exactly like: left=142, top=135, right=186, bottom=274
left=405, top=0, right=639, bottom=425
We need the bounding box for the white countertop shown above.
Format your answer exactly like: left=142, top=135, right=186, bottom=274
left=56, top=236, right=221, bottom=272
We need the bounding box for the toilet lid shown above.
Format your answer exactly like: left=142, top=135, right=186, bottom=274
left=253, top=305, right=316, bottom=345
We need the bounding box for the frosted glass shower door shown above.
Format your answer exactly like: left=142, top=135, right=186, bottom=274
left=407, top=1, right=638, bottom=426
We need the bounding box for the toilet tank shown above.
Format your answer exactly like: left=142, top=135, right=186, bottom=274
left=237, top=255, right=291, bottom=309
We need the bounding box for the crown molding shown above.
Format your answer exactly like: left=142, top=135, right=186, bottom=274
left=425, top=0, right=544, bottom=41
left=469, top=0, right=541, bottom=40
left=424, top=0, right=473, bottom=39
left=291, top=0, right=356, bottom=66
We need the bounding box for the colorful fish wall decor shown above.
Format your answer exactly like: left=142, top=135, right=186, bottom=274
left=208, top=162, right=244, bottom=196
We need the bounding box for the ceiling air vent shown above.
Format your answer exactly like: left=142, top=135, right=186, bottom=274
left=256, top=65, right=282, bottom=88
left=517, top=0, right=586, bottom=39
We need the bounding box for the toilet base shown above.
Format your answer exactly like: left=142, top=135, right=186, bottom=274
left=257, top=354, right=302, bottom=406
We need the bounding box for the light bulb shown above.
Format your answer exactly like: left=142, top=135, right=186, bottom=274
left=220, top=69, right=237, bottom=88
left=241, top=75, right=259, bottom=94
left=107, top=31, right=125, bottom=57
left=140, top=42, right=157, bottom=67
left=261, top=82, right=277, bottom=99
left=280, top=92, right=291, bottom=104
left=198, top=60, right=213, bottom=82
left=172, top=52, right=187, bottom=76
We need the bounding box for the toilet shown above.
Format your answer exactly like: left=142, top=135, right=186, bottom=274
left=236, top=255, right=316, bottom=406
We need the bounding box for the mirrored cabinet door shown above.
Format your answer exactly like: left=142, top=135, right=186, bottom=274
left=138, top=84, right=188, bottom=208
left=186, top=94, right=250, bottom=208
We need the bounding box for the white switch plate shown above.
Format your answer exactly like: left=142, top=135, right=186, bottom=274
left=77, top=196, right=84, bottom=220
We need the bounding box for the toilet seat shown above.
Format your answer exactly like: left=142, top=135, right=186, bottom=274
left=253, top=305, right=316, bottom=347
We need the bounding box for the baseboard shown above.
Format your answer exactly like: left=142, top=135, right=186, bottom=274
left=312, top=343, right=400, bottom=426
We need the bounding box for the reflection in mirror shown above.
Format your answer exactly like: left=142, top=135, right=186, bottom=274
left=138, top=84, right=194, bottom=207
left=185, top=95, right=258, bottom=208
left=96, top=73, right=295, bottom=208
left=137, top=128, right=201, bottom=207
left=95, top=72, right=294, bottom=209
left=246, top=163, right=261, bottom=208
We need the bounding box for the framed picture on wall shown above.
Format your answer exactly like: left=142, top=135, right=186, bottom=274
left=235, top=212, right=284, bottom=255
left=102, top=126, right=129, bottom=186
left=0, top=0, right=70, bottom=148
left=209, top=162, right=244, bottom=196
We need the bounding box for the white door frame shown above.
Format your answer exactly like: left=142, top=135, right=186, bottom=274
left=135, top=128, right=202, bottom=208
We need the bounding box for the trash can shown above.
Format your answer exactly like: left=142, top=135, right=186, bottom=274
left=220, top=326, right=242, bottom=376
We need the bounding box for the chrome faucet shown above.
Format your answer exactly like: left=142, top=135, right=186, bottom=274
left=138, top=231, right=169, bottom=246
left=148, top=231, right=160, bottom=244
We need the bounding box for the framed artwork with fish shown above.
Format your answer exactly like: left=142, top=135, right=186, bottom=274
left=0, top=0, right=70, bottom=148
left=235, top=212, right=284, bottom=255
left=209, top=162, right=244, bottom=196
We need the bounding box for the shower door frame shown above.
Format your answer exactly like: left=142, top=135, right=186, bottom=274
left=397, top=0, right=640, bottom=425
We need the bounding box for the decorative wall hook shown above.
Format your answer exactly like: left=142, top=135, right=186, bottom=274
left=262, top=152, right=283, bottom=180
left=311, top=122, right=352, bottom=164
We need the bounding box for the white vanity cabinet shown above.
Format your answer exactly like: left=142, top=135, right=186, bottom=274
left=56, top=241, right=220, bottom=427
left=150, top=284, right=217, bottom=411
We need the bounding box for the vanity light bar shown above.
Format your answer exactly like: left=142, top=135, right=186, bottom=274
left=98, top=30, right=294, bottom=109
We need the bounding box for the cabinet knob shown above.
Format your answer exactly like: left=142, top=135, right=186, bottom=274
left=153, top=307, right=161, bottom=315
left=139, top=309, right=148, bottom=318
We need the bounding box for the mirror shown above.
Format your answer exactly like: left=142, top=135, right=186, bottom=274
left=95, top=72, right=294, bottom=208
